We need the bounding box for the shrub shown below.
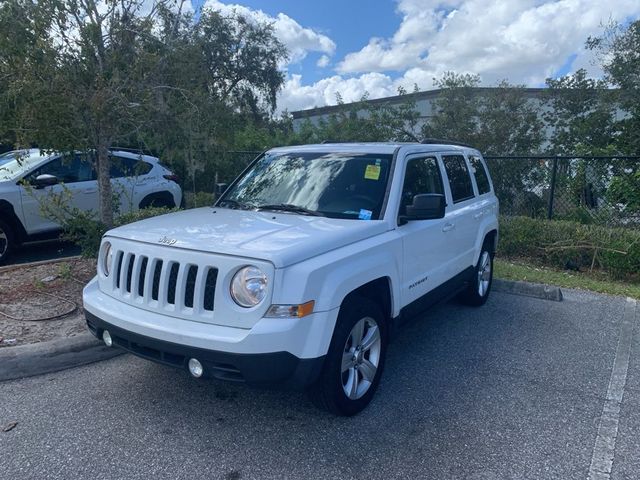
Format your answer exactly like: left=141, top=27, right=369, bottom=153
left=183, top=191, right=215, bottom=209
left=62, top=207, right=178, bottom=258
left=499, top=216, right=640, bottom=281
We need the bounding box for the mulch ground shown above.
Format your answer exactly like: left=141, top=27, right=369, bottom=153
left=0, top=258, right=96, bottom=347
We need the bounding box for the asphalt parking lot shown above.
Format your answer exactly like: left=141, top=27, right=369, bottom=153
left=5, top=240, right=80, bottom=266
left=1, top=289, right=638, bottom=480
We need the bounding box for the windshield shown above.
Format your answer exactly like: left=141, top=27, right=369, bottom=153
left=0, top=152, right=15, bottom=166
left=0, top=150, right=48, bottom=180
left=218, top=151, right=393, bottom=220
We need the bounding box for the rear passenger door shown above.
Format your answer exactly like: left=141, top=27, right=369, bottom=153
left=110, top=155, right=153, bottom=214
left=441, top=153, right=478, bottom=274
left=467, top=153, right=495, bottom=238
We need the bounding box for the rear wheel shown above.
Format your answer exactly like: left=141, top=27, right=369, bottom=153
left=459, top=241, right=493, bottom=306
left=309, top=297, right=388, bottom=416
left=0, top=219, right=15, bottom=265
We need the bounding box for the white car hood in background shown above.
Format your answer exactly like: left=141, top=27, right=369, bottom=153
left=106, top=207, right=389, bottom=267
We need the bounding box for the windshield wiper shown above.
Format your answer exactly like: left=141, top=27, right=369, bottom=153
left=256, top=203, right=325, bottom=217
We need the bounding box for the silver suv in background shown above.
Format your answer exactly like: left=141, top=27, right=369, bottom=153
left=0, top=149, right=182, bottom=264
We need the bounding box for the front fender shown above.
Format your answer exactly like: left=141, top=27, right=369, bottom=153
left=272, top=231, right=402, bottom=316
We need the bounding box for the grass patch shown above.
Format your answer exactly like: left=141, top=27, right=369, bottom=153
left=494, top=257, right=640, bottom=299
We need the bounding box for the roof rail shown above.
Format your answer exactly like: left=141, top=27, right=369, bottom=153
left=421, top=138, right=473, bottom=148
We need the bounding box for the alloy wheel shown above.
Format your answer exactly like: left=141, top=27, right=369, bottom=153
left=341, top=316, right=382, bottom=400
left=477, top=251, right=492, bottom=297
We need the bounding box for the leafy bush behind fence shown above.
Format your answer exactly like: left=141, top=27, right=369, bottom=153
left=486, top=156, right=640, bottom=228
left=498, top=216, right=640, bottom=281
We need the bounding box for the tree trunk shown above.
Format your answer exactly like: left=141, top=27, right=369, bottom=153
left=97, top=141, right=114, bottom=227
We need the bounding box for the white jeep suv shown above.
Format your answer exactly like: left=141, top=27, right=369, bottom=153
left=0, top=149, right=182, bottom=264
left=83, top=142, right=498, bottom=415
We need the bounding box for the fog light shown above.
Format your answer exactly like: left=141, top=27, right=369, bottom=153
left=188, top=358, right=204, bottom=378
left=102, top=330, right=113, bottom=347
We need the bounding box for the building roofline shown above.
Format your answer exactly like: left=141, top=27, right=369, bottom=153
left=289, top=86, right=608, bottom=119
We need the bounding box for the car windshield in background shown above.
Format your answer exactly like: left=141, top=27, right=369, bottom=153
left=0, top=150, right=47, bottom=180
left=0, top=152, right=14, bottom=166
left=218, top=152, right=393, bottom=220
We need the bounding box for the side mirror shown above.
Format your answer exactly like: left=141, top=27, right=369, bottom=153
left=33, top=174, right=59, bottom=189
left=404, top=194, right=446, bottom=221
left=215, top=183, right=228, bottom=196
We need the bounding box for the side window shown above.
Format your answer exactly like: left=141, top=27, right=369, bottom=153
left=469, top=155, right=491, bottom=195
left=399, top=157, right=444, bottom=216
left=442, top=155, right=474, bottom=203
left=30, top=154, right=96, bottom=183
left=110, top=156, right=152, bottom=178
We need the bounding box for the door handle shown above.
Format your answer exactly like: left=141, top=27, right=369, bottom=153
left=82, top=189, right=97, bottom=194
left=442, top=222, right=455, bottom=232
left=473, top=211, right=483, bottom=219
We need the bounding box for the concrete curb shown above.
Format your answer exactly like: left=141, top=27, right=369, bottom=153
left=0, top=332, right=123, bottom=382
left=0, top=255, right=82, bottom=274
left=493, top=278, right=563, bottom=302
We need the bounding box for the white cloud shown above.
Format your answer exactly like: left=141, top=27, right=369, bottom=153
left=203, top=1, right=335, bottom=64
left=317, top=54, right=331, bottom=68
left=278, top=73, right=398, bottom=113
left=340, top=0, right=639, bottom=85
left=200, top=0, right=639, bottom=113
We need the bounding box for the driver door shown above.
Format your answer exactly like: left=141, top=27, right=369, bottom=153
left=399, top=155, right=455, bottom=308
left=20, top=154, right=99, bottom=234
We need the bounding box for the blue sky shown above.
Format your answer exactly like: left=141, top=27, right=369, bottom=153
left=193, top=0, right=399, bottom=83
left=196, top=1, right=640, bottom=112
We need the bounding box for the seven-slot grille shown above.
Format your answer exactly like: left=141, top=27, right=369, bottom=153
left=111, top=250, right=218, bottom=313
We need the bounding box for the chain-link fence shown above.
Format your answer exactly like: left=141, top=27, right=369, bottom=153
left=485, top=156, right=640, bottom=228
left=178, top=150, right=261, bottom=208
left=182, top=150, right=640, bottom=229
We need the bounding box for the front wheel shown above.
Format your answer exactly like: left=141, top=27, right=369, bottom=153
left=309, top=297, right=388, bottom=416
left=0, top=219, right=15, bottom=265
left=459, top=242, right=493, bottom=306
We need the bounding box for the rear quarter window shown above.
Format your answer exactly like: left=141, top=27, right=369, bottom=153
left=469, top=155, right=491, bottom=195
left=110, top=156, right=153, bottom=178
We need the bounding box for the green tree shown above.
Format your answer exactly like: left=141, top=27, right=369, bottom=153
left=587, top=20, right=640, bottom=154
left=544, top=69, right=616, bottom=155
left=0, top=0, right=286, bottom=226
left=279, top=88, right=422, bottom=144
left=422, top=72, right=481, bottom=144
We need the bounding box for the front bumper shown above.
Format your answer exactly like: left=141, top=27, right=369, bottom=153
left=86, top=311, right=324, bottom=387
left=83, top=278, right=337, bottom=387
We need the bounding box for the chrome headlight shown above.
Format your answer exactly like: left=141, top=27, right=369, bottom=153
left=101, top=241, right=113, bottom=276
left=230, top=266, right=267, bottom=307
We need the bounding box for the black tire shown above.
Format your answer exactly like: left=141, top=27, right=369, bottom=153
left=308, top=297, right=388, bottom=416
left=459, top=240, right=494, bottom=306
left=0, top=219, right=15, bottom=266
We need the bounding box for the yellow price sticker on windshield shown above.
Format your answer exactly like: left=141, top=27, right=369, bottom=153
left=364, top=164, right=381, bottom=180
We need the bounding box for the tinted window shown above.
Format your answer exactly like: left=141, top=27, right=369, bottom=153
left=110, top=156, right=152, bottom=178
left=443, top=155, right=474, bottom=203
left=400, top=157, right=444, bottom=216
left=30, top=154, right=96, bottom=183
left=469, top=155, right=491, bottom=194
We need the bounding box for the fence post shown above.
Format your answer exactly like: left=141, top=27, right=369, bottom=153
left=547, top=157, right=558, bottom=220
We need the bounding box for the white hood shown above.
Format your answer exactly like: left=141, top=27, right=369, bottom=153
left=106, top=207, right=389, bottom=268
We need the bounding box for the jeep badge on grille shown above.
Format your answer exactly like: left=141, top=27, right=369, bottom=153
left=158, top=236, right=177, bottom=246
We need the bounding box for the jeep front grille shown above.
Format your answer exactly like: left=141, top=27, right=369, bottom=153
left=111, top=251, right=218, bottom=313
